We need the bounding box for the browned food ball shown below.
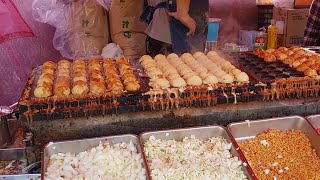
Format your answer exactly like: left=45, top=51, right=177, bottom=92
left=89, top=82, right=105, bottom=95
left=125, top=81, right=140, bottom=91
left=42, top=61, right=56, bottom=69
left=296, top=64, right=309, bottom=72
left=89, top=77, right=105, bottom=85
left=284, top=50, right=294, bottom=56
left=275, top=53, right=287, bottom=61
left=88, top=64, right=101, bottom=71
left=283, top=57, right=294, bottom=65
left=73, top=63, right=86, bottom=70
left=72, top=76, right=87, bottom=83
left=57, top=60, right=71, bottom=68
left=42, top=67, right=55, bottom=75
left=291, top=60, right=302, bottom=69
left=72, top=80, right=89, bottom=95
left=54, top=86, right=70, bottom=96
left=88, top=59, right=100, bottom=65
left=264, top=54, right=277, bottom=62
left=74, top=59, right=85, bottom=65
left=34, top=85, right=52, bottom=98
left=258, top=51, right=267, bottom=58
left=253, top=48, right=264, bottom=55
left=277, top=47, right=288, bottom=52
left=88, top=69, right=102, bottom=76
left=304, top=68, right=318, bottom=77
left=289, top=46, right=301, bottom=52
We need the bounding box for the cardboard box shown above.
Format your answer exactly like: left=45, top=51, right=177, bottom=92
left=273, top=7, right=309, bottom=47
left=277, top=34, right=304, bottom=47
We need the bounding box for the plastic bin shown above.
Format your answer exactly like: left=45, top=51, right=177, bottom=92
left=207, top=18, right=221, bottom=41
left=206, top=18, right=221, bottom=51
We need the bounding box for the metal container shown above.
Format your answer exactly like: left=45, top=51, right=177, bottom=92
left=0, top=106, right=13, bottom=148
left=0, top=110, right=26, bottom=161
left=0, top=150, right=29, bottom=179
left=0, top=107, right=25, bottom=161
left=0, top=148, right=25, bottom=161
left=0, top=107, right=32, bottom=179
left=227, top=116, right=320, bottom=150
left=42, top=134, right=148, bottom=179
left=0, top=174, right=41, bottom=180
left=0, top=160, right=41, bottom=179
left=227, top=116, right=320, bottom=178
left=306, top=114, right=320, bottom=135
left=140, top=125, right=255, bottom=179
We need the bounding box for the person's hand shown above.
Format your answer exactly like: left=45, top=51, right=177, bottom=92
left=168, top=11, right=196, bottom=37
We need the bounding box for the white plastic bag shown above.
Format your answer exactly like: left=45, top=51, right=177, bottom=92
left=273, top=0, right=294, bottom=8
left=95, top=0, right=111, bottom=11
left=32, top=0, right=110, bottom=59
left=101, top=43, right=124, bottom=59
left=32, top=0, right=67, bottom=29
left=109, top=0, right=147, bottom=59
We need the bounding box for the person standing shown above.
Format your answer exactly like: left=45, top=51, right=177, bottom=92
left=142, top=0, right=172, bottom=57
left=141, top=0, right=209, bottom=56
left=303, top=0, right=320, bottom=46
left=168, top=0, right=209, bottom=55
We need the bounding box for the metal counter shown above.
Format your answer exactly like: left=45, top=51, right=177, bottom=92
left=28, top=97, right=320, bottom=149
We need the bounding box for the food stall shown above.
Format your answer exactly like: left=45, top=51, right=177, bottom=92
left=0, top=0, right=320, bottom=179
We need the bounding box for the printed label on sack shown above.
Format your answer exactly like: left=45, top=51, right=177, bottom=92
left=122, top=19, right=131, bottom=38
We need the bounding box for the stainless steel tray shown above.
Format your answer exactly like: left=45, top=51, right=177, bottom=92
left=0, top=118, right=25, bottom=161
left=0, top=174, right=40, bottom=180
left=228, top=116, right=320, bottom=150
left=140, top=125, right=255, bottom=180
left=42, top=134, right=148, bottom=179
left=227, top=116, right=320, bottom=178
left=227, top=116, right=320, bottom=152
left=0, top=148, right=25, bottom=161
left=306, top=114, right=320, bottom=134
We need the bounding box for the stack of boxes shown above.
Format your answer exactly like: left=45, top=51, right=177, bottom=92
left=271, top=0, right=312, bottom=47
left=273, top=7, right=309, bottom=47
left=240, top=1, right=312, bottom=49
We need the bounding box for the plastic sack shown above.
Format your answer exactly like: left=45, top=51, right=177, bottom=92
left=95, top=0, right=110, bottom=11
left=273, top=0, right=294, bottom=8
left=109, top=0, right=147, bottom=59
left=32, top=0, right=109, bottom=59
left=0, top=0, right=34, bottom=43
left=101, top=43, right=124, bottom=59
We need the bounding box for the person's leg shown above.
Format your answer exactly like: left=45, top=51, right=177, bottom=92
left=169, top=17, right=191, bottom=55
left=146, top=36, right=172, bottom=57
left=160, top=43, right=173, bottom=56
